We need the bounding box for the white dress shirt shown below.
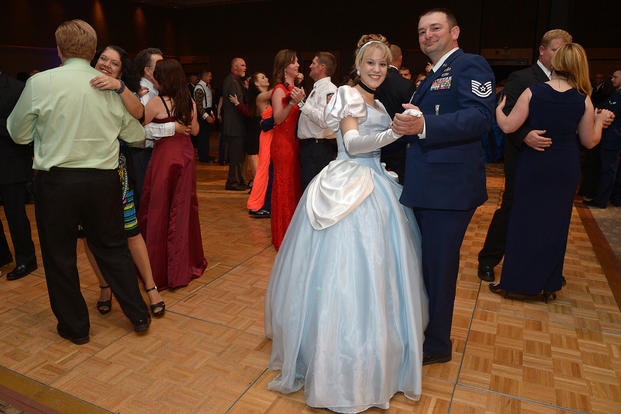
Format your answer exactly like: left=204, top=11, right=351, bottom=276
left=298, top=77, right=338, bottom=139
left=536, top=59, right=551, bottom=80
left=194, top=80, right=213, bottom=109
left=140, top=77, right=174, bottom=147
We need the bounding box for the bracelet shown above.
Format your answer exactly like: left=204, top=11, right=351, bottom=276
left=115, top=80, right=126, bottom=94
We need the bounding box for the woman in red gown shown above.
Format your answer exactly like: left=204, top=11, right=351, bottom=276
left=270, top=50, right=306, bottom=250
left=139, top=59, right=207, bottom=289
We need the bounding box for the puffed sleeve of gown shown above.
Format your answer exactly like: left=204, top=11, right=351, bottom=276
left=306, top=86, right=375, bottom=231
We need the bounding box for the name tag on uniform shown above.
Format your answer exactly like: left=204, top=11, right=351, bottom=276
left=430, top=76, right=452, bottom=91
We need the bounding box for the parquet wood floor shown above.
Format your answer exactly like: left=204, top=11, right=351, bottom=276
left=1, top=162, right=620, bottom=413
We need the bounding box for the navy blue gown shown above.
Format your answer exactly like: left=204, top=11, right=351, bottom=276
left=499, top=82, right=585, bottom=295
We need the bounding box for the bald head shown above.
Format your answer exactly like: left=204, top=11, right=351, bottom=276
left=389, top=44, right=403, bottom=69
left=231, top=57, right=247, bottom=77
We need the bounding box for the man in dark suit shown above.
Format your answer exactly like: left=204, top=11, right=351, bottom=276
left=376, top=44, right=416, bottom=183
left=477, top=29, right=572, bottom=282
left=0, top=70, right=37, bottom=280
left=587, top=69, right=621, bottom=208
left=222, top=57, right=248, bottom=190
left=393, top=8, right=495, bottom=365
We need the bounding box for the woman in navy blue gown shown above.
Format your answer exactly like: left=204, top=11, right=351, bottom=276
left=489, top=43, right=614, bottom=301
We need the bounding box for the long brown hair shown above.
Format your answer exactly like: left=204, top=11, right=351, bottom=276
left=271, top=49, right=297, bottom=88
left=551, top=43, right=591, bottom=96
left=153, top=59, right=193, bottom=124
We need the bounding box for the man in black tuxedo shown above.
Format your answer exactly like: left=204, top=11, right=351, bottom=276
left=376, top=44, right=416, bottom=183
left=477, top=29, right=572, bottom=281
left=0, top=70, right=37, bottom=280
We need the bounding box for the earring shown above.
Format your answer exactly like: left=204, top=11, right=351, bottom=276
left=356, top=69, right=360, bottom=76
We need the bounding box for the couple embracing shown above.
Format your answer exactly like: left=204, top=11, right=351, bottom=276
left=265, top=8, right=495, bottom=413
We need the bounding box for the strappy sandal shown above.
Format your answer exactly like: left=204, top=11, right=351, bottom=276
left=146, top=286, right=165, bottom=318
left=97, top=285, right=112, bottom=314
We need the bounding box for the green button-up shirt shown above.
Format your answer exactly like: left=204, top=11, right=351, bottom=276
left=7, top=58, right=145, bottom=171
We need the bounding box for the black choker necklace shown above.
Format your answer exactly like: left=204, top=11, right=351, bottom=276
left=358, top=81, right=376, bottom=95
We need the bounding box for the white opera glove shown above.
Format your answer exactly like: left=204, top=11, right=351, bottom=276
left=343, top=108, right=422, bottom=155
left=343, top=128, right=401, bottom=155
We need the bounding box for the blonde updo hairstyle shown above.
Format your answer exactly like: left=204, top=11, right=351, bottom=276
left=551, top=43, right=591, bottom=96
left=351, top=34, right=392, bottom=84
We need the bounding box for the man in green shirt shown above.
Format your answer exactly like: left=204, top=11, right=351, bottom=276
left=7, top=19, right=151, bottom=344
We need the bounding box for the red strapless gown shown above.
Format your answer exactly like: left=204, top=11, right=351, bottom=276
left=270, top=84, right=301, bottom=250
left=139, top=117, right=207, bottom=289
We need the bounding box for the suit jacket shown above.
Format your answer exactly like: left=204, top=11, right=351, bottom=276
left=502, top=63, right=549, bottom=154
left=401, top=49, right=495, bottom=210
left=376, top=66, right=416, bottom=119
left=221, top=73, right=247, bottom=137
left=376, top=66, right=416, bottom=156
left=601, top=89, right=621, bottom=150
left=0, top=73, right=31, bottom=184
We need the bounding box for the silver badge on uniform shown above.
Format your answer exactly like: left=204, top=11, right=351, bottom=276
left=471, top=80, right=492, bottom=98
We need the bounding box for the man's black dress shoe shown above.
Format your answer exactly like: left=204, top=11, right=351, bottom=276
left=133, top=317, right=151, bottom=333
left=477, top=264, right=495, bottom=282
left=225, top=183, right=247, bottom=191
left=7, top=262, right=37, bottom=281
left=423, top=353, right=452, bottom=365
left=249, top=209, right=270, bottom=218
left=57, top=326, right=89, bottom=345
left=583, top=199, right=606, bottom=209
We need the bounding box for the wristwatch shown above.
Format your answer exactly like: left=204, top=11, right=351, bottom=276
left=115, top=80, right=126, bottom=94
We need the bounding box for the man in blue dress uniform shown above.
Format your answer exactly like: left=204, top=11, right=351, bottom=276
left=587, top=69, right=621, bottom=208
left=393, top=8, right=495, bottom=365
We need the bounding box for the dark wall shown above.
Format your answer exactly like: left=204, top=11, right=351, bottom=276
left=1, top=0, right=620, bottom=85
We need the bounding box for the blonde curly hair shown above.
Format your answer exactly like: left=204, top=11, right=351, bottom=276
left=351, top=34, right=392, bottom=84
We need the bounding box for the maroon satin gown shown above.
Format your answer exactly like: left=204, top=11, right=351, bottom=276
left=270, top=84, right=301, bottom=250
left=139, top=115, right=207, bottom=290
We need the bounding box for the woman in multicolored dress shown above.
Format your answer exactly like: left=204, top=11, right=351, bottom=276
left=85, top=45, right=165, bottom=317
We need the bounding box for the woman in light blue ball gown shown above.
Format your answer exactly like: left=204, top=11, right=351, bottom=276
left=264, top=34, right=429, bottom=413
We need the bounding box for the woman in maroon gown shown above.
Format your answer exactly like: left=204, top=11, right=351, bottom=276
left=139, top=59, right=207, bottom=289
left=270, top=49, right=306, bottom=250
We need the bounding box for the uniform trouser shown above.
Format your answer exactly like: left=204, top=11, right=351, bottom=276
left=592, top=148, right=621, bottom=206
left=478, top=142, right=518, bottom=267
left=0, top=181, right=36, bottom=265
left=226, top=135, right=245, bottom=185
left=298, top=138, right=336, bottom=192
left=414, top=207, right=476, bottom=357
left=35, top=168, right=149, bottom=338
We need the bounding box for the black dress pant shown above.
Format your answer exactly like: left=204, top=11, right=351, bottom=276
left=197, top=118, right=212, bottom=162
left=123, top=146, right=152, bottom=210
left=226, top=135, right=246, bottom=186
left=593, top=147, right=621, bottom=206
left=34, top=168, right=149, bottom=338
left=299, top=139, right=337, bottom=192
left=0, top=181, right=36, bottom=265
left=478, top=142, right=519, bottom=267
left=380, top=141, right=406, bottom=184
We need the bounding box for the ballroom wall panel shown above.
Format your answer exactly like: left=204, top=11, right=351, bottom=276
left=1, top=0, right=619, bottom=85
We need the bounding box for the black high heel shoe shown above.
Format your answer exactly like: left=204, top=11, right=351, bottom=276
left=97, top=285, right=112, bottom=314
left=542, top=291, right=557, bottom=303
left=146, top=286, right=165, bottom=318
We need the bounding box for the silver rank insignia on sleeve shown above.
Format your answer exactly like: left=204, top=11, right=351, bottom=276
left=471, top=80, right=493, bottom=98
